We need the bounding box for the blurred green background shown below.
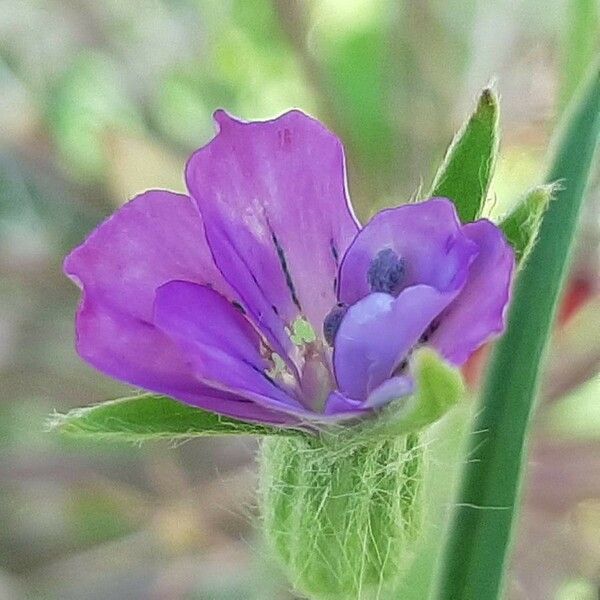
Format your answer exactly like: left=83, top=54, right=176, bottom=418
left=1, top=1, right=599, bottom=598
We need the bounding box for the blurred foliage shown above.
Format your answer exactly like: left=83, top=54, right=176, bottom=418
left=560, top=0, right=600, bottom=110
left=0, top=1, right=599, bottom=599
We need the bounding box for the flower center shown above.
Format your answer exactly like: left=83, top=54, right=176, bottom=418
left=264, top=317, right=335, bottom=412
left=367, top=248, right=406, bottom=295
left=322, top=249, right=406, bottom=348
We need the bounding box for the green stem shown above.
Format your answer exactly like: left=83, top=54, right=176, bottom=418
left=436, top=65, right=600, bottom=600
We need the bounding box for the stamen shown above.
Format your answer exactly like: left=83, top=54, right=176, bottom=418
left=266, top=351, right=296, bottom=388
left=367, top=248, right=406, bottom=295
left=323, top=303, right=347, bottom=346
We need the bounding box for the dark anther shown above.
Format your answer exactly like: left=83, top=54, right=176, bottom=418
left=367, top=248, right=406, bottom=295
left=323, top=303, right=348, bottom=346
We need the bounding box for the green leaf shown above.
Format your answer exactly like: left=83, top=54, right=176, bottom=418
left=436, top=64, right=600, bottom=600
left=429, top=87, right=499, bottom=223
left=359, top=348, right=464, bottom=439
left=48, top=393, right=298, bottom=442
left=500, top=184, right=556, bottom=267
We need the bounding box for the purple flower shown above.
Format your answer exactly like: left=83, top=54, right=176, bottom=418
left=64, top=110, right=514, bottom=427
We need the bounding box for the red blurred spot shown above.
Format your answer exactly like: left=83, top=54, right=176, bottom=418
left=558, top=277, right=594, bottom=325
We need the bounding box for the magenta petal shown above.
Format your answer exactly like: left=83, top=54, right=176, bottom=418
left=153, top=281, right=307, bottom=415
left=185, top=110, right=360, bottom=356
left=74, top=295, right=297, bottom=425
left=338, top=198, right=478, bottom=305
left=333, top=287, right=457, bottom=401
left=430, top=219, right=515, bottom=365
left=64, top=190, right=230, bottom=322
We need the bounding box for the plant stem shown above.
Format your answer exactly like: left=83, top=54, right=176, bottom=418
left=435, top=65, right=600, bottom=600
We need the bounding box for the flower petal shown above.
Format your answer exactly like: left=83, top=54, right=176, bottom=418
left=73, top=295, right=297, bottom=425
left=321, top=376, right=414, bottom=418
left=333, top=287, right=458, bottom=401
left=430, top=219, right=515, bottom=365
left=185, top=110, right=360, bottom=357
left=153, top=281, right=307, bottom=415
left=64, top=190, right=230, bottom=322
left=338, top=198, right=478, bottom=305
left=365, top=376, right=415, bottom=409
left=322, top=391, right=366, bottom=416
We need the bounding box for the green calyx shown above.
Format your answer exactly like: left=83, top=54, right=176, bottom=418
left=260, top=433, right=423, bottom=600
left=259, top=349, right=463, bottom=599
left=499, top=183, right=557, bottom=268
left=50, top=325, right=463, bottom=600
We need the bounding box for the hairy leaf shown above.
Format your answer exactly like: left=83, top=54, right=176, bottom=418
left=429, top=88, right=499, bottom=223
left=48, top=393, right=298, bottom=442
left=500, top=184, right=556, bottom=267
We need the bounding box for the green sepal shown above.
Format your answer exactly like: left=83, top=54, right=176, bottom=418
left=47, top=393, right=299, bottom=442
left=429, top=87, right=499, bottom=223
left=351, top=348, right=464, bottom=441
left=260, top=432, right=424, bottom=600
left=500, top=184, right=557, bottom=268
left=259, top=350, right=461, bottom=598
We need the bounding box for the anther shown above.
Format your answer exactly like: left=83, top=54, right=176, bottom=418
left=323, top=303, right=348, bottom=346
left=367, top=248, right=406, bottom=295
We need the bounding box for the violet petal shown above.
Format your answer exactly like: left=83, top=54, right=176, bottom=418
left=322, top=391, right=366, bottom=416
left=153, top=281, right=309, bottom=416
left=333, top=287, right=459, bottom=401
left=64, top=190, right=230, bottom=322
left=338, top=198, right=478, bottom=305
left=185, top=110, right=360, bottom=357
left=365, top=376, right=415, bottom=409
left=73, top=295, right=297, bottom=425
left=430, top=219, right=515, bottom=365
